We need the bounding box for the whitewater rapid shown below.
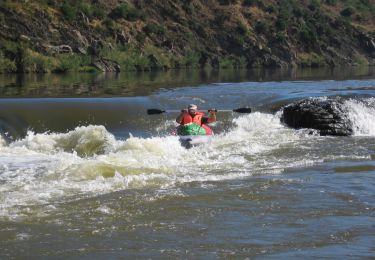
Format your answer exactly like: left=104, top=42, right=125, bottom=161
left=344, top=97, right=375, bottom=135
left=0, top=97, right=374, bottom=220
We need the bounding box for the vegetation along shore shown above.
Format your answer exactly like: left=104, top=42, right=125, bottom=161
left=0, top=0, right=375, bottom=73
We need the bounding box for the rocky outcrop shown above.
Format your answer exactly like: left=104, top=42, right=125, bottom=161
left=43, top=44, right=73, bottom=54
left=281, top=97, right=353, bottom=136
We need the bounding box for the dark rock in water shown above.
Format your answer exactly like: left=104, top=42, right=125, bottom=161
left=281, top=97, right=353, bottom=136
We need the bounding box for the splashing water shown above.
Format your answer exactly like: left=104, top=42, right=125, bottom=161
left=344, top=98, right=375, bottom=136
left=0, top=105, right=374, bottom=220
left=0, top=113, right=300, bottom=219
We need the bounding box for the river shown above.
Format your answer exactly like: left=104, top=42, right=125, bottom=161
left=0, top=68, right=374, bottom=259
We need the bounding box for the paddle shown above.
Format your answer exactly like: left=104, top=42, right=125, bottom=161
left=147, top=107, right=252, bottom=115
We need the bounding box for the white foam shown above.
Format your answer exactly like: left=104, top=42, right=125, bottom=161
left=344, top=98, right=375, bottom=136
left=0, top=135, right=7, bottom=147
left=0, top=115, right=324, bottom=220
left=10, top=125, right=117, bottom=156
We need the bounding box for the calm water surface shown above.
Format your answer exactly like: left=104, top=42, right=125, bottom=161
left=0, top=68, right=374, bottom=259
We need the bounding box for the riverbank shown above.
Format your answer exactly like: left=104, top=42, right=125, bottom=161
left=1, top=0, right=375, bottom=73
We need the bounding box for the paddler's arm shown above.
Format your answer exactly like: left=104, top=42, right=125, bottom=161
left=202, top=109, right=217, bottom=124
left=176, top=109, right=188, bottom=124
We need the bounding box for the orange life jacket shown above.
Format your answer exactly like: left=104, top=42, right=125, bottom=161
left=179, top=112, right=204, bottom=126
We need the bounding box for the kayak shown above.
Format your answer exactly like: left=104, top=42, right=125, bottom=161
left=173, top=124, right=214, bottom=148
left=178, top=135, right=212, bottom=148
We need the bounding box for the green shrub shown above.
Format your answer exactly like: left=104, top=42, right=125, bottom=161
left=109, top=4, right=144, bottom=21
left=219, top=57, right=234, bottom=69
left=219, top=56, right=247, bottom=69
left=214, top=12, right=231, bottom=27
left=265, top=5, right=276, bottom=13
left=275, top=17, right=288, bottom=31
left=143, top=45, right=173, bottom=69
left=293, top=7, right=303, bottom=17
left=61, top=3, right=76, bottom=21
left=103, top=45, right=170, bottom=71
left=308, top=0, right=321, bottom=11
left=23, top=49, right=53, bottom=73
left=341, top=6, right=355, bottom=17
left=53, top=54, right=86, bottom=72
left=299, top=23, right=317, bottom=43
left=325, top=0, right=337, bottom=6
left=109, top=4, right=128, bottom=19
left=0, top=53, right=16, bottom=73
left=103, top=18, right=115, bottom=30
left=79, top=3, right=93, bottom=18
left=78, top=66, right=99, bottom=73
left=298, top=52, right=326, bottom=67
left=92, top=6, right=106, bottom=19
left=135, top=33, right=146, bottom=43
left=255, top=21, right=266, bottom=33
left=183, top=50, right=201, bottom=68
left=236, top=21, right=248, bottom=35
left=60, top=2, right=106, bottom=21
left=143, top=23, right=166, bottom=35
left=236, top=56, right=247, bottom=68
left=353, top=53, right=369, bottom=65
left=274, top=31, right=286, bottom=42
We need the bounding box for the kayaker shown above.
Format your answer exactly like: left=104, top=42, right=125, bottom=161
left=176, top=104, right=216, bottom=136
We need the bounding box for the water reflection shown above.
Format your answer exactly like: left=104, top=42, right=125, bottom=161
left=1, top=67, right=375, bottom=98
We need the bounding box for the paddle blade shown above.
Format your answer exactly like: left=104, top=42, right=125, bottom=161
left=233, top=107, right=252, bottom=113
left=147, top=109, right=165, bottom=115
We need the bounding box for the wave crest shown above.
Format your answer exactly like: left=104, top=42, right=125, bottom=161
left=11, top=125, right=116, bottom=157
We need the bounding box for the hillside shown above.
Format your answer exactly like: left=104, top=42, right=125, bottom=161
left=0, top=0, right=375, bottom=73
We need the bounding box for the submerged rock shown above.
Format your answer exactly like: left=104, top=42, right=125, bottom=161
left=281, top=97, right=353, bottom=136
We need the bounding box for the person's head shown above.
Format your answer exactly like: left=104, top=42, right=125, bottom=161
left=188, top=104, right=197, bottom=115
